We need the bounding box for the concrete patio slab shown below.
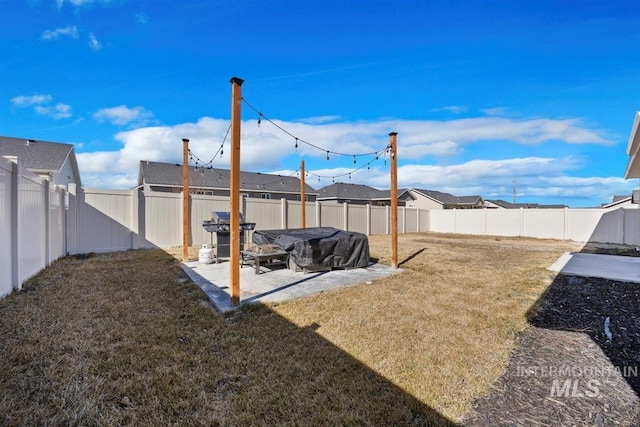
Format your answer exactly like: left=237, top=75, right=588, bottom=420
left=548, top=252, right=640, bottom=284
left=182, top=260, right=402, bottom=313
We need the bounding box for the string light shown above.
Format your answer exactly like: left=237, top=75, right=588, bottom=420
left=242, top=97, right=388, bottom=160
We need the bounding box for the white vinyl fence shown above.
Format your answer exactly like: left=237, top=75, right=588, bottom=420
left=1, top=158, right=67, bottom=298
left=2, top=157, right=638, bottom=297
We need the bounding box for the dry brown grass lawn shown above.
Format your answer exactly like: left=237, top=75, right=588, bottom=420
left=0, top=233, right=580, bottom=425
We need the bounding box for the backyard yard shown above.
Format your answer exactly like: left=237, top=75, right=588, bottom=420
left=1, top=233, right=637, bottom=425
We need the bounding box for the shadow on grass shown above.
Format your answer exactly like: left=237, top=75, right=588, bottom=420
left=399, top=248, right=426, bottom=268
left=217, top=303, right=458, bottom=426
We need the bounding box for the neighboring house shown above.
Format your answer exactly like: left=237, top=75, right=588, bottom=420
left=0, top=136, right=81, bottom=187
left=404, top=188, right=484, bottom=209
left=137, top=160, right=317, bottom=201
left=316, top=182, right=401, bottom=206
left=485, top=199, right=567, bottom=209
left=601, top=195, right=638, bottom=209
left=624, top=111, right=639, bottom=179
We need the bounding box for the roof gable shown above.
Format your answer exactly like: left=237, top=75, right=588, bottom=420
left=316, top=182, right=387, bottom=200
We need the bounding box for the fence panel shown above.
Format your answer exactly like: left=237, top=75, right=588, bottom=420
left=521, top=209, right=565, bottom=239
left=320, top=203, right=344, bottom=229
left=404, top=208, right=418, bottom=233
left=76, top=188, right=133, bottom=253
left=429, top=210, right=457, bottom=233
left=245, top=198, right=282, bottom=231
left=370, top=206, right=387, bottom=234
left=452, top=210, right=485, bottom=235
left=144, top=192, right=181, bottom=247
left=0, top=160, right=13, bottom=296
left=17, top=172, right=46, bottom=287
left=49, top=187, right=66, bottom=261
left=486, top=210, right=521, bottom=236
left=419, top=209, right=430, bottom=232
left=624, top=209, right=640, bottom=245
left=190, top=195, right=229, bottom=245
left=347, top=204, right=367, bottom=234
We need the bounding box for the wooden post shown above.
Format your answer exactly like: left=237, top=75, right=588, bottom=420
left=300, top=160, right=306, bottom=228
left=182, top=138, right=189, bottom=262
left=389, top=132, right=398, bottom=269
left=229, top=77, right=244, bottom=306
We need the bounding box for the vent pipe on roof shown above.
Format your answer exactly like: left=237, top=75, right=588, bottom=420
left=26, top=139, right=36, bottom=146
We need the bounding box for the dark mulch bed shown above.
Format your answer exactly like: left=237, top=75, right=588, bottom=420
left=464, top=273, right=640, bottom=426
left=580, top=242, right=640, bottom=257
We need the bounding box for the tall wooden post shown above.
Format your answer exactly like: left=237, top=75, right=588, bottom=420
left=229, top=77, right=244, bottom=306
left=300, top=160, right=306, bottom=228
left=182, top=138, right=190, bottom=262
left=389, top=132, right=398, bottom=269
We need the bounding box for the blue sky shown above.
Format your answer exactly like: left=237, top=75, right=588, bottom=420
left=1, top=0, right=639, bottom=207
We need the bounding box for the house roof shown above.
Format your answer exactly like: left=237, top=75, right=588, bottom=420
left=487, top=199, right=567, bottom=209
left=0, top=135, right=72, bottom=172
left=139, top=161, right=317, bottom=194
left=316, top=182, right=387, bottom=200
left=601, top=195, right=632, bottom=209
left=412, top=188, right=482, bottom=206
left=0, top=135, right=81, bottom=185
left=625, top=112, right=640, bottom=179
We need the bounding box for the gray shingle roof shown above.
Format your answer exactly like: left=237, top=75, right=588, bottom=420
left=0, top=136, right=73, bottom=172
left=316, top=182, right=387, bottom=200
left=487, top=199, right=567, bottom=209
left=139, top=161, right=317, bottom=194
left=412, top=188, right=482, bottom=206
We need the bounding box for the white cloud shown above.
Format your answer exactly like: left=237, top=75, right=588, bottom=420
left=41, top=25, right=79, bottom=40
left=429, top=105, right=468, bottom=114
left=57, top=0, right=111, bottom=8
left=34, top=103, right=72, bottom=119
left=10, top=94, right=52, bottom=108
left=93, top=105, right=153, bottom=126
left=73, top=114, right=629, bottom=205
left=88, top=32, right=101, bottom=51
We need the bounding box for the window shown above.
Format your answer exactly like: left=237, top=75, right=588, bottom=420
left=261, top=193, right=271, bottom=199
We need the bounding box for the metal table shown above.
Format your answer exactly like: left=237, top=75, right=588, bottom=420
left=240, top=250, right=290, bottom=275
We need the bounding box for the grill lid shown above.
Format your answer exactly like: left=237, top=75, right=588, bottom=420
left=212, top=211, right=246, bottom=224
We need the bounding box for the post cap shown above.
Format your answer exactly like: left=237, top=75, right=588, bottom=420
left=389, top=132, right=398, bottom=136
left=230, top=77, right=245, bottom=85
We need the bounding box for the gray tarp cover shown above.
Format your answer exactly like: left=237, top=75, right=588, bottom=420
left=252, top=227, right=370, bottom=269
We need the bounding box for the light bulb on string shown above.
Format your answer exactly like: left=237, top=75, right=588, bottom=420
left=295, top=138, right=298, bottom=150
left=353, top=155, right=356, bottom=164
left=257, top=115, right=261, bottom=127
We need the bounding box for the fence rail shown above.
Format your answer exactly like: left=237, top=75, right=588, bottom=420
left=1, top=156, right=638, bottom=297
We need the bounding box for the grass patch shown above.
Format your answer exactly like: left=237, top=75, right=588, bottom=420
left=0, top=233, right=579, bottom=425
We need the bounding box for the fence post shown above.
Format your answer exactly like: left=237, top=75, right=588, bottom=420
left=10, top=161, right=19, bottom=290
left=316, top=200, right=321, bottom=227
left=385, top=205, right=390, bottom=235
left=66, top=183, right=78, bottom=255
left=281, top=198, right=288, bottom=229
left=343, top=202, right=348, bottom=230
left=366, top=204, right=371, bottom=235
left=402, top=206, right=406, bottom=234
left=44, top=179, right=50, bottom=264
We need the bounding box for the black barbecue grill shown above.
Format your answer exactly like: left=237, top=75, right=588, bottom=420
left=202, top=211, right=256, bottom=258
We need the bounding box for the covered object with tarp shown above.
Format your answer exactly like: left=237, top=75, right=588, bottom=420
left=251, top=227, right=370, bottom=270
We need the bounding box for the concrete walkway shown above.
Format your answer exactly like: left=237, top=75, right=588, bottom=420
left=182, top=260, right=402, bottom=313
left=548, top=252, right=640, bottom=283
